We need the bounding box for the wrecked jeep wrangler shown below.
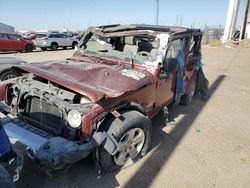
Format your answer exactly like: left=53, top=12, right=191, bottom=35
left=0, top=24, right=207, bottom=174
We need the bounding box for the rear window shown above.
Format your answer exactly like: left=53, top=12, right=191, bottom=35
left=36, top=34, right=47, bottom=38
left=49, top=34, right=62, bottom=38
left=8, top=35, right=19, bottom=40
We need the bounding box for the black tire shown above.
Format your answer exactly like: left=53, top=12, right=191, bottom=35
left=40, top=47, right=47, bottom=51
left=72, top=41, right=78, bottom=49
left=51, top=43, right=58, bottom=51
left=0, top=70, right=20, bottom=81
left=180, top=80, right=196, bottom=105
left=25, top=44, right=33, bottom=52
left=96, top=110, right=152, bottom=172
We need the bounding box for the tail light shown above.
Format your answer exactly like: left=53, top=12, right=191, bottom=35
left=41, top=38, right=48, bottom=41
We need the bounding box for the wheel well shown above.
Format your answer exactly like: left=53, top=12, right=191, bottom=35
left=72, top=41, right=78, bottom=46
left=25, top=44, right=32, bottom=48
left=0, top=68, right=12, bottom=76
left=96, top=103, right=146, bottom=132
left=51, top=42, right=58, bottom=47
left=0, top=68, right=21, bottom=80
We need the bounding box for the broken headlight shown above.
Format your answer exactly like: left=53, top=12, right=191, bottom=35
left=67, top=110, right=82, bottom=128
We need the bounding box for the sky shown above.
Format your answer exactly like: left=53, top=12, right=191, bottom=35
left=0, top=0, right=248, bottom=31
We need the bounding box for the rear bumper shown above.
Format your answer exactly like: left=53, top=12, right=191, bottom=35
left=34, top=41, right=50, bottom=48
left=0, top=110, right=95, bottom=173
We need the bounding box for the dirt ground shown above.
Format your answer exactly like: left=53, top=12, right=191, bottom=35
left=1, top=46, right=250, bottom=188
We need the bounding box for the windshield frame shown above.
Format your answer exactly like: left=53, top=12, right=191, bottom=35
left=79, top=29, right=165, bottom=65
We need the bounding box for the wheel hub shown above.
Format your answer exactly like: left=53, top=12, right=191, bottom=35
left=114, top=127, right=145, bottom=166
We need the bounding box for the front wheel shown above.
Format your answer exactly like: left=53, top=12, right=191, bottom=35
left=96, top=110, right=152, bottom=172
left=51, top=43, right=58, bottom=51
left=40, top=47, right=47, bottom=51
left=0, top=70, right=20, bottom=81
left=25, top=44, right=33, bottom=52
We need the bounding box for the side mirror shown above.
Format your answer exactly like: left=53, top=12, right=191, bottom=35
left=164, top=58, right=178, bottom=72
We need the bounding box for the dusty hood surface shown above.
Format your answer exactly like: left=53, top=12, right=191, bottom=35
left=14, top=60, right=151, bottom=102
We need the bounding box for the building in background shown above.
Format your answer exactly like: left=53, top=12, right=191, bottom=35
left=0, top=22, right=15, bottom=33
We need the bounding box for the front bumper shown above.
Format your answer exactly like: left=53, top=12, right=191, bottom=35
left=0, top=110, right=95, bottom=174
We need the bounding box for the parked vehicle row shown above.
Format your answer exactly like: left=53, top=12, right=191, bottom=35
left=0, top=31, right=80, bottom=52
left=35, top=33, right=78, bottom=51
left=0, top=32, right=36, bottom=52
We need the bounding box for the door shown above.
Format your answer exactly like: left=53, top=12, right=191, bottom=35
left=50, top=34, right=62, bottom=46
left=184, top=34, right=202, bottom=93
left=154, top=38, right=186, bottom=107
left=7, top=34, right=25, bottom=51
left=0, top=34, right=9, bottom=51
left=61, top=34, right=72, bottom=46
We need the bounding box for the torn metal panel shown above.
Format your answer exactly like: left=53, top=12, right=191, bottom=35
left=2, top=113, right=95, bottom=173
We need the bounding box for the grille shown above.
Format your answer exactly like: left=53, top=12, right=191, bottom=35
left=25, top=97, right=64, bottom=134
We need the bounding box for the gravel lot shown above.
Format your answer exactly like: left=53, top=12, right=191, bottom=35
left=1, top=46, right=250, bottom=188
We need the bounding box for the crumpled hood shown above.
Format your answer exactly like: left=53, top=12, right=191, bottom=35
left=14, top=60, right=152, bottom=102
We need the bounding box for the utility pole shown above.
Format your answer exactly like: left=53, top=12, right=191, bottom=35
left=239, top=0, right=250, bottom=40
left=68, top=10, right=72, bottom=31
left=222, top=0, right=240, bottom=43
left=156, top=0, right=159, bottom=25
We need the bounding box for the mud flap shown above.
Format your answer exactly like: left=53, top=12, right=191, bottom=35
left=92, top=131, right=120, bottom=156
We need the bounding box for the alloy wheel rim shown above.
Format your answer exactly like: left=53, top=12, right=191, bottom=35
left=3, top=74, right=17, bottom=80
left=114, top=127, right=145, bottom=166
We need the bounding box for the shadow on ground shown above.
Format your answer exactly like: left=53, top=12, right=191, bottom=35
left=16, top=75, right=225, bottom=188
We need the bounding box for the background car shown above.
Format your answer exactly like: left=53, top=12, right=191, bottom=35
left=0, top=57, right=27, bottom=81
left=0, top=33, right=36, bottom=52
left=21, top=33, right=37, bottom=40
left=35, top=33, right=78, bottom=51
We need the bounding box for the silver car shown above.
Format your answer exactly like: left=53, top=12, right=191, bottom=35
left=35, top=33, right=78, bottom=51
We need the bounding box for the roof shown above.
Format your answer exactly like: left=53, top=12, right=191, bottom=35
left=97, top=24, right=201, bottom=34
left=79, top=24, right=202, bottom=47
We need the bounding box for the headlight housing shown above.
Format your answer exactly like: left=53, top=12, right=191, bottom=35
left=67, top=110, right=82, bottom=128
left=80, top=96, right=92, bottom=104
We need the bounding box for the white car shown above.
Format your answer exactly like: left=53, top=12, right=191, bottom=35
left=35, top=33, right=78, bottom=51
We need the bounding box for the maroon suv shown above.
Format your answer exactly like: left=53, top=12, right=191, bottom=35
left=0, top=32, right=36, bottom=52
left=0, top=24, right=207, bottom=174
